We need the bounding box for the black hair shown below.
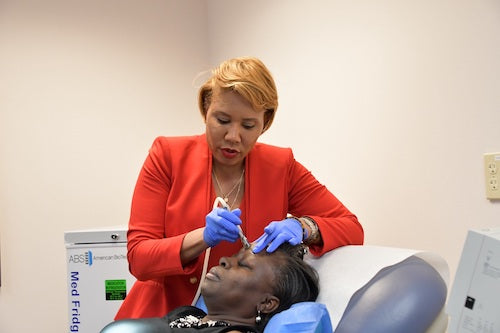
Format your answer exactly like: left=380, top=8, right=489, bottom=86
left=257, top=243, right=320, bottom=330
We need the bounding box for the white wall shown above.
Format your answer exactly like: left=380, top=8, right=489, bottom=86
left=0, top=0, right=207, bottom=331
left=205, top=0, right=500, bottom=282
left=1, top=0, right=499, bottom=331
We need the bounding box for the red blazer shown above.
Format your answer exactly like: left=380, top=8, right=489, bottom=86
left=115, top=135, right=363, bottom=319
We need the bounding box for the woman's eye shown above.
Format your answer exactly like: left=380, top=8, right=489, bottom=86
left=242, top=123, right=255, bottom=130
left=217, top=118, right=230, bottom=124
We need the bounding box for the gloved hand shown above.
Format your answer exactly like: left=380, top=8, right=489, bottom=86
left=252, top=218, right=303, bottom=253
left=203, top=208, right=242, bottom=247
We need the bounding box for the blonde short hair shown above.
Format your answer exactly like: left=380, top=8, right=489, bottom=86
left=198, top=57, right=278, bottom=132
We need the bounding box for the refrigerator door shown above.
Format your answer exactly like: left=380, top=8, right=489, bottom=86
left=66, top=228, right=136, bottom=333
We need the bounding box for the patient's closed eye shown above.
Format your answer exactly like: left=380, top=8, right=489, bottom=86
left=238, top=260, right=251, bottom=269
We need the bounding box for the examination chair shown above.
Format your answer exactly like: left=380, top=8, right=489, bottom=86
left=100, top=245, right=449, bottom=333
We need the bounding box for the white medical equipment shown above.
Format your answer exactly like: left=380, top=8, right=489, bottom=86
left=447, top=228, right=500, bottom=333
left=65, top=226, right=136, bottom=333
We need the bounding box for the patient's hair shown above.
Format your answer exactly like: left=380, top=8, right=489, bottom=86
left=260, top=243, right=319, bottom=329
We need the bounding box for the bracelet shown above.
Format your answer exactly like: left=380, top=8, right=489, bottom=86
left=301, top=216, right=320, bottom=244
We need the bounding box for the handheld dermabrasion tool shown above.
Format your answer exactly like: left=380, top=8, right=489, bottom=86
left=192, top=197, right=252, bottom=306
left=213, top=196, right=251, bottom=249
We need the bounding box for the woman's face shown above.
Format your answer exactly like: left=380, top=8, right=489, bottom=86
left=205, top=90, right=265, bottom=169
left=201, top=247, right=279, bottom=319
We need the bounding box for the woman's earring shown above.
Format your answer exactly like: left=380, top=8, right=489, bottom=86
left=255, top=310, right=262, bottom=324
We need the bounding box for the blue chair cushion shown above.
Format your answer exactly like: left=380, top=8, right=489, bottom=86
left=264, top=302, right=333, bottom=333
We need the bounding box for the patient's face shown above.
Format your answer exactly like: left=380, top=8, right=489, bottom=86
left=201, top=247, right=280, bottom=315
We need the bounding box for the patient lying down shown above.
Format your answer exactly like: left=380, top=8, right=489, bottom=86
left=102, top=243, right=319, bottom=333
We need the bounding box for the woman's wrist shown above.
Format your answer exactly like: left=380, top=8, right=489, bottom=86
left=288, top=215, right=320, bottom=245
left=288, top=216, right=308, bottom=240
left=181, top=228, right=209, bottom=266
left=299, top=216, right=320, bottom=245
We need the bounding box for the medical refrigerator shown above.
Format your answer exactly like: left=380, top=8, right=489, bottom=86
left=447, top=227, right=500, bottom=333
left=65, top=226, right=136, bottom=333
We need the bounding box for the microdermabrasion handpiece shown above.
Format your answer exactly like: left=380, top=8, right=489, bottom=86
left=238, top=226, right=251, bottom=249
left=214, top=197, right=251, bottom=249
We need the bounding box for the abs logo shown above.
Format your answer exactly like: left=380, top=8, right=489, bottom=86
left=68, top=250, right=93, bottom=266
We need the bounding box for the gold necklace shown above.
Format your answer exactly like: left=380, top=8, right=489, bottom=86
left=228, top=173, right=244, bottom=209
left=212, top=169, right=245, bottom=207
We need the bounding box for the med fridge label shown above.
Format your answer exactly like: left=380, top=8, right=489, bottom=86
left=105, top=280, right=127, bottom=300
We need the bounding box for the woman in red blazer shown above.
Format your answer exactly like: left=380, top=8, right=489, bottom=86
left=115, top=57, right=363, bottom=320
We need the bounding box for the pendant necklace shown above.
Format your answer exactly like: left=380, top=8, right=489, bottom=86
left=212, top=168, right=245, bottom=207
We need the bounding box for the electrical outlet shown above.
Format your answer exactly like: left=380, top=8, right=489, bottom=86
left=484, top=152, right=500, bottom=200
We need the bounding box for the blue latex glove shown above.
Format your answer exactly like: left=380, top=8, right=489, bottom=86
left=252, top=218, right=303, bottom=253
left=203, top=208, right=242, bottom=247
